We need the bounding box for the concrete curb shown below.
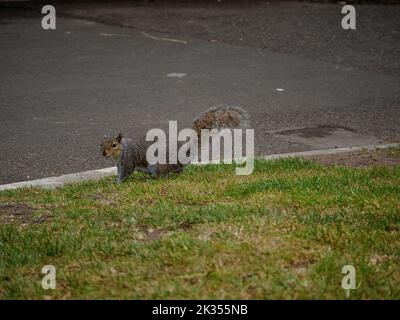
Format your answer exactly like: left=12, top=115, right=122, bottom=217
left=261, top=143, right=399, bottom=160
left=0, top=167, right=117, bottom=191
left=0, top=143, right=398, bottom=191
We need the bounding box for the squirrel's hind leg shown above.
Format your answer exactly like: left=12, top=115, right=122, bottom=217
left=147, top=164, right=160, bottom=177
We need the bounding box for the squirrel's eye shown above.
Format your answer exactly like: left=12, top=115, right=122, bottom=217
left=112, top=143, right=117, bottom=148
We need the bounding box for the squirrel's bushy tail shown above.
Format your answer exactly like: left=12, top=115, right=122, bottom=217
left=192, top=106, right=249, bottom=136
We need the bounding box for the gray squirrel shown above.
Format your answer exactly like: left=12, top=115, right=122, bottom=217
left=100, top=106, right=249, bottom=182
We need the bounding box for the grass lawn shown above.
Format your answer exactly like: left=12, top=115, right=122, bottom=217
left=0, top=158, right=399, bottom=299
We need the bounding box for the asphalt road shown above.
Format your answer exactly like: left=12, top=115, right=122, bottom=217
left=0, top=13, right=399, bottom=184
left=59, top=1, right=400, bottom=78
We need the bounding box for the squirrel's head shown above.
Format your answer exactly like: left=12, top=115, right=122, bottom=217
left=100, top=133, right=123, bottom=159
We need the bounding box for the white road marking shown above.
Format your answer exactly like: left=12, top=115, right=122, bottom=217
left=167, top=73, right=187, bottom=78
left=140, top=31, right=187, bottom=44
left=98, top=32, right=131, bottom=37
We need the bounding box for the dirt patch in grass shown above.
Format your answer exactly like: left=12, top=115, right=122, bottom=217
left=91, top=193, right=119, bottom=206
left=137, top=225, right=171, bottom=242
left=0, top=203, right=51, bottom=225
left=137, top=221, right=194, bottom=242
left=305, top=147, right=400, bottom=168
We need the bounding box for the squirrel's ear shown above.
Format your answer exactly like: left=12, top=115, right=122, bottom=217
left=116, top=133, right=123, bottom=143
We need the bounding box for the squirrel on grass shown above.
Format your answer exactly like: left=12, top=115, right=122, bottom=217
left=100, top=106, right=249, bottom=182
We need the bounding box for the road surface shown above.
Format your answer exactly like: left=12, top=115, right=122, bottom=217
left=0, top=9, right=399, bottom=184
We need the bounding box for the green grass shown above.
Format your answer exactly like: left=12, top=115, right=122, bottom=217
left=0, top=158, right=399, bottom=299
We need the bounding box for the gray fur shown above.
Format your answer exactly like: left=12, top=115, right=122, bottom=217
left=193, top=105, right=250, bottom=130
left=113, top=106, right=249, bottom=181
left=116, top=137, right=150, bottom=182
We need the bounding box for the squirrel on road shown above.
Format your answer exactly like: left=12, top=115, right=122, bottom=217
left=100, top=106, right=249, bottom=182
